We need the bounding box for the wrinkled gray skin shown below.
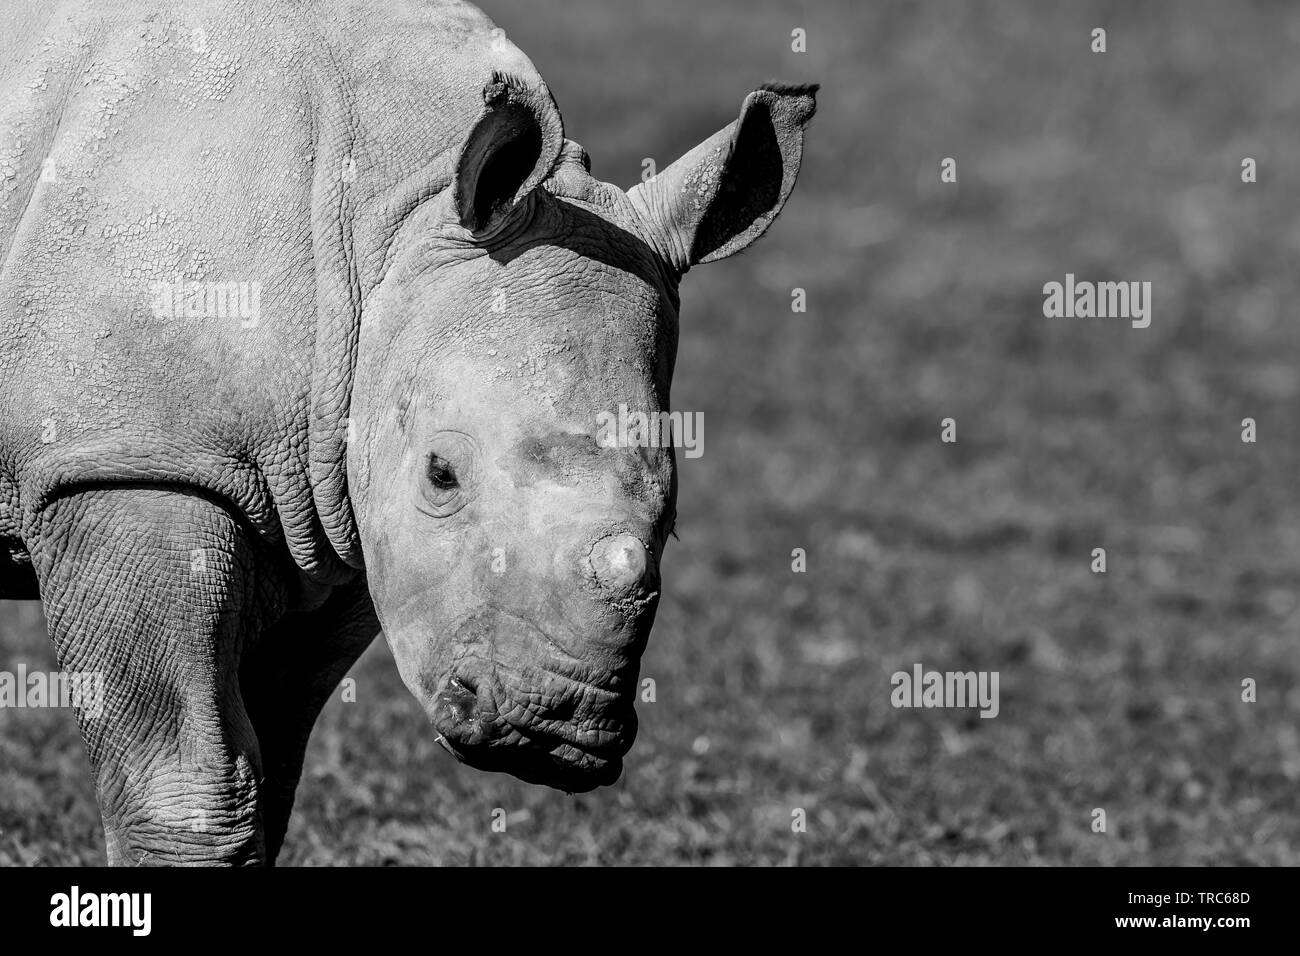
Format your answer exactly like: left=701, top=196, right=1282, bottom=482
left=0, top=0, right=816, bottom=864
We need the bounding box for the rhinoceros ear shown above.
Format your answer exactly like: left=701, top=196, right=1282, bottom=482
left=628, top=82, right=818, bottom=273
left=453, top=72, right=565, bottom=235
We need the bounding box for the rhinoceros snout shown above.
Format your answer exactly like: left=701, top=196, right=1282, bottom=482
left=400, top=525, right=661, bottom=791
left=587, top=532, right=658, bottom=602
left=429, top=665, right=632, bottom=792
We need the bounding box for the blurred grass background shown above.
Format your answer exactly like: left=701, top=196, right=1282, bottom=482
left=4, top=0, right=1300, bottom=864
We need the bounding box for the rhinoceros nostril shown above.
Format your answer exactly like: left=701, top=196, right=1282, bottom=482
left=589, top=532, right=653, bottom=596
left=435, top=677, right=478, bottom=725
left=431, top=675, right=498, bottom=750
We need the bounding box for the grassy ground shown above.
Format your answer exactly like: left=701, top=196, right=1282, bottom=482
left=4, top=0, right=1300, bottom=865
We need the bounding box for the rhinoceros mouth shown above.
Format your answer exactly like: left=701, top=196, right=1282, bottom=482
left=429, top=670, right=636, bottom=792
left=434, top=728, right=626, bottom=792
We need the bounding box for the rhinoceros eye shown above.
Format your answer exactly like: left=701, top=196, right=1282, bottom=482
left=418, top=432, right=477, bottom=518
left=427, top=454, right=459, bottom=490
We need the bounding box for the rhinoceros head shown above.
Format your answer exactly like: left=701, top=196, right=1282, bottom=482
left=349, top=74, right=816, bottom=791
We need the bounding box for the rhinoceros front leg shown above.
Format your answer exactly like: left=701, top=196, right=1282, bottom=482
left=240, top=580, right=379, bottom=864
left=30, top=487, right=287, bottom=865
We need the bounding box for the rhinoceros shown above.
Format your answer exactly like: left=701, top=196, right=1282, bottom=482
left=0, top=0, right=816, bottom=864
